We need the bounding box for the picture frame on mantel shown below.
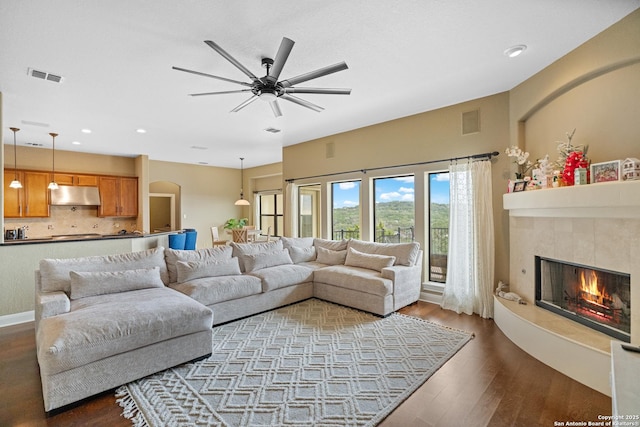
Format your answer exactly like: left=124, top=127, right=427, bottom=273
left=512, top=180, right=526, bottom=192
left=591, top=160, right=621, bottom=183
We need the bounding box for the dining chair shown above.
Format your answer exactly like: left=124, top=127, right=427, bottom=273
left=243, top=225, right=256, bottom=243
left=232, top=228, right=248, bottom=243
left=211, top=226, right=227, bottom=246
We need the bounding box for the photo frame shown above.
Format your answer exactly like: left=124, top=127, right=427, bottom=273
left=590, top=160, right=621, bottom=183
left=512, top=180, right=526, bottom=192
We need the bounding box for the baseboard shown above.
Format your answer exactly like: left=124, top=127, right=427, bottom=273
left=419, top=290, right=443, bottom=305
left=0, top=310, right=34, bottom=328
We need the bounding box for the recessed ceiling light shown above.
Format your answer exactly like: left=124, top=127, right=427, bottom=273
left=81, top=128, right=91, bottom=134
left=72, top=141, right=81, bottom=145
left=504, top=45, right=527, bottom=58
left=136, top=129, right=147, bottom=134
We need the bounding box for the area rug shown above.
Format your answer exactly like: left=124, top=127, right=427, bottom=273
left=116, top=299, right=473, bottom=426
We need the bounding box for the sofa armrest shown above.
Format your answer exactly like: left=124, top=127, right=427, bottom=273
left=382, top=265, right=420, bottom=286
left=36, top=291, right=70, bottom=321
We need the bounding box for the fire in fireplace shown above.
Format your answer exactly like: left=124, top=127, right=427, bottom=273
left=535, top=256, right=631, bottom=342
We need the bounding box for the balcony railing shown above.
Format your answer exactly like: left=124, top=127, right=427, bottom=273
left=375, top=226, right=414, bottom=243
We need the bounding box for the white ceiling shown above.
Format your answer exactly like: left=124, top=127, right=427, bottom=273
left=1, top=0, right=638, bottom=169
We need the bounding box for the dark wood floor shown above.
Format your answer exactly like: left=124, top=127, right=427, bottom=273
left=0, top=301, right=611, bottom=427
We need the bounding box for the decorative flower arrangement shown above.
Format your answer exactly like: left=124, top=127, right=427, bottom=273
left=505, top=146, right=534, bottom=179
left=555, top=129, right=589, bottom=186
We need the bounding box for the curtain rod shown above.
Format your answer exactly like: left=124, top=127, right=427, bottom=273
left=285, top=150, right=500, bottom=183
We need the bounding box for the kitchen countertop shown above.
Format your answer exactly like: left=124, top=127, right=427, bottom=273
left=0, top=232, right=159, bottom=245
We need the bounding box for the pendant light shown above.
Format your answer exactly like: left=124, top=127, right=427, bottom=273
left=47, top=132, right=59, bottom=190
left=234, top=157, right=250, bottom=206
left=9, top=127, right=22, bottom=189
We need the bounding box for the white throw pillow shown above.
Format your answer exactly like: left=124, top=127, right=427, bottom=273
left=164, top=246, right=233, bottom=283
left=69, top=267, right=165, bottom=300
left=344, top=247, right=396, bottom=272
left=280, top=236, right=315, bottom=250
left=314, top=238, right=348, bottom=251
left=230, top=240, right=284, bottom=272
left=243, top=249, right=293, bottom=273
left=287, top=246, right=317, bottom=263
left=176, top=257, right=242, bottom=283
left=316, top=246, right=347, bottom=265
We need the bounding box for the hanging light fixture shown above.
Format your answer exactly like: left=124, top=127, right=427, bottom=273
left=234, top=157, right=250, bottom=206
left=9, top=127, right=22, bottom=189
left=47, top=132, right=59, bottom=190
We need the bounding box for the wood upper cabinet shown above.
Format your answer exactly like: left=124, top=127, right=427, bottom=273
left=98, top=176, right=138, bottom=217
left=3, top=170, right=50, bottom=218
left=54, top=173, right=98, bottom=186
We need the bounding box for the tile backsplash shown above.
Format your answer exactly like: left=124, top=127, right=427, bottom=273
left=4, top=206, right=138, bottom=239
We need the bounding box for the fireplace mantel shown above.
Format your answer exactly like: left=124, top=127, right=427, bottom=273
left=503, top=180, right=640, bottom=218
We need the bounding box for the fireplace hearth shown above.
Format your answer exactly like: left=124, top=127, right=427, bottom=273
left=535, top=256, right=631, bottom=342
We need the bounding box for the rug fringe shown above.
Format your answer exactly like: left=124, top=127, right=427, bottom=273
left=116, top=385, right=149, bottom=427
left=394, top=312, right=475, bottom=337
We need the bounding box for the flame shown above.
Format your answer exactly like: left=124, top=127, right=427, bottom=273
left=579, top=270, right=610, bottom=304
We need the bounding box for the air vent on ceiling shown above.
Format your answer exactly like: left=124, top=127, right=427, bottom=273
left=189, top=145, right=208, bottom=150
left=21, top=120, right=50, bottom=128
left=25, top=142, right=44, bottom=147
left=27, top=68, right=64, bottom=83
left=264, top=127, right=281, bottom=134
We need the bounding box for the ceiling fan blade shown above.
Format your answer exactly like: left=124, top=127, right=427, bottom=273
left=270, top=99, right=283, bottom=117
left=265, top=37, right=294, bottom=84
left=280, top=94, right=324, bottom=112
left=189, top=89, right=253, bottom=97
left=172, top=66, right=252, bottom=87
left=284, top=87, right=351, bottom=95
left=204, top=40, right=260, bottom=82
left=230, top=95, right=259, bottom=113
left=280, top=61, right=348, bottom=88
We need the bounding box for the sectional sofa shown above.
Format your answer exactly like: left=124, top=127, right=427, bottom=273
left=35, top=237, right=422, bottom=411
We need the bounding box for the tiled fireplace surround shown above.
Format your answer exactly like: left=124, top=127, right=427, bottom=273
left=498, top=180, right=640, bottom=396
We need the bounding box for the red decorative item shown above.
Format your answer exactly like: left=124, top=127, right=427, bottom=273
left=561, top=151, right=589, bottom=186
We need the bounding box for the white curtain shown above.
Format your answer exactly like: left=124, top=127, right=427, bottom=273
left=441, top=159, right=495, bottom=318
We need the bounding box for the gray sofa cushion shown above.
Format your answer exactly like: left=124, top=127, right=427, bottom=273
left=316, top=246, right=347, bottom=265
left=170, top=274, right=262, bottom=306
left=39, top=247, right=168, bottom=293
left=231, top=240, right=283, bottom=272
left=344, top=247, right=396, bottom=272
left=243, top=249, right=293, bottom=273
left=69, top=267, right=165, bottom=300
left=313, top=265, right=393, bottom=297
left=314, top=238, right=348, bottom=251
left=176, top=257, right=241, bottom=283
left=37, top=287, right=213, bottom=375
left=165, top=246, right=232, bottom=283
left=248, top=264, right=315, bottom=292
left=287, top=246, right=317, bottom=263
left=280, top=236, right=315, bottom=249
left=347, top=239, right=420, bottom=266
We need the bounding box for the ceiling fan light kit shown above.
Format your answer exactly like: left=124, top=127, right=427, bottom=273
left=174, top=37, right=351, bottom=118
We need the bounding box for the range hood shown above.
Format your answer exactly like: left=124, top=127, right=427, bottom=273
left=50, top=185, right=101, bottom=206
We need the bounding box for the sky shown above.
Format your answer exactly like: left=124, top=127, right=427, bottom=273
left=332, top=173, right=450, bottom=209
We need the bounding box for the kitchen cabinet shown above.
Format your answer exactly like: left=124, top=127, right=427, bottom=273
left=98, top=176, right=138, bottom=217
left=3, top=170, right=50, bottom=218
left=54, top=173, right=98, bottom=186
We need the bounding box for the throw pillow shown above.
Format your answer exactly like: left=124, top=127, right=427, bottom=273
left=347, top=239, right=420, bottom=266
left=287, top=246, right=317, bottom=263
left=164, top=246, right=233, bottom=283
left=243, top=249, right=293, bottom=273
left=69, top=267, right=165, bottom=300
left=314, top=238, right=348, bottom=251
left=280, top=236, right=315, bottom=250
left=176, top=257, right=242, bottom=283
left=316, top=246, right=347, bottom=265
left=344, top=247, right=396, bottom=272
left=230, top=240, right=284, bottom=272
left=40, top=247, right=168, bottom=293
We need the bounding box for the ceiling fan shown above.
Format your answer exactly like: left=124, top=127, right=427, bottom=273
left=173, top=37, right=351, bottom=117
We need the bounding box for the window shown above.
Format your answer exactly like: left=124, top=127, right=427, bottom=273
left=428, top=172, right=450, bottom=283
left=298, top=184, right=320, bottom=237
left=373, top=176, right=415, bottom=243
left=331, top=181, right=360, bottom=240
left=257, top=193, right=283, bottom=237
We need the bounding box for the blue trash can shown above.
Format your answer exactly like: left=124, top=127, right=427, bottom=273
left=168, top=232, right=186, bottom=250
left=184, top=229, right=197, bottom=250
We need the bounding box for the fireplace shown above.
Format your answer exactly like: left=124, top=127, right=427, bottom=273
left=535, top=256, right=631, bottom=342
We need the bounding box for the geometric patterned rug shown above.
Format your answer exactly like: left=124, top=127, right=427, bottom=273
left=117, top=298, right=473, bottom=427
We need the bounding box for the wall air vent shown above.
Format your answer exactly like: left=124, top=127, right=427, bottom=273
left=27, top=68, right=64, bottom=83
left=264, top=127, right=281, bottom=134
